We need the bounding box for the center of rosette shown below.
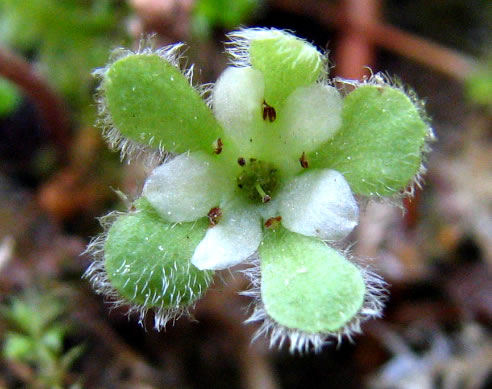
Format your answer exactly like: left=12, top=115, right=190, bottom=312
left=236, top=158, right=279, bottom=203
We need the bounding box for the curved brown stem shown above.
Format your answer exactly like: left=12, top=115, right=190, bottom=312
left=350, top=19, right=476, bottom=81
left=0, top=46, right=71, bottom=162
left=334, top=0, right=379, bottom=79
left=270, top=0, right=476, bottom=80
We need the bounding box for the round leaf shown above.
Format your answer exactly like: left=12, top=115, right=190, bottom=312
left=104, top=205, right=213, bottom=308
left=260, top=228, right=365, bottom=333
left=249, top=30, right=323, bottom=107
left=310, top=85, right=430, bottom=196
left=103, top=54, right=223, bottom=153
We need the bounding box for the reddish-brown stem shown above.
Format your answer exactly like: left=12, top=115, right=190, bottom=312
left=349, top=18, right=475, bottom=80
left=0, top=46, right=71, bottom=162
left=270, top=0, right=476, bottom=80
left=334, top=0, right=379, bottom=79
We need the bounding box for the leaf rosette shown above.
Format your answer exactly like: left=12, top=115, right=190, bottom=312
left=85, top=28, right=433, bottom=352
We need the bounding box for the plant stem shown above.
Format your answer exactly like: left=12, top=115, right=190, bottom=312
left=270, top=0, right=476, bottom=80
left=0, top=46, right=71, bottom=163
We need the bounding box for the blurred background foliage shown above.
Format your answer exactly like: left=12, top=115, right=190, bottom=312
left=0, top=0, right=129, bottom=119
left=191, top=0, right=261, bottom=38
left=466, top=56, right=492, bottom=109
left=0, top=0, right=490, bottom=388
left=0, top=77, right=20, bottom=117
left=1, top=290, right=84, bottom=389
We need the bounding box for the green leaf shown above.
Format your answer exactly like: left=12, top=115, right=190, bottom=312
left=259, top=228, right=365, bottom=333
left=103, top=53, right=223, bottom=153
left=1, top=293, right=64, bottom=336
left=6, top=299, right=42, bottom=334
left=41, top=326, right=65, bottom=354
left=3, top=333, right=35, bottom=361
left=249, top=30, right=323, bottom=107
left=104, top=203, right=214, bottom=308
left=310, top=84, right=430, bottom=196
left=0, top=77, right=21, bottom=117
left=193, top=0, right=258, bottom=34
left=61, top=344, right=85, bottom=370
left=466, top=58, right=492, bottom=108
